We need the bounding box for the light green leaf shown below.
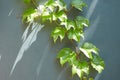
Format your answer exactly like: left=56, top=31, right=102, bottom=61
left=51, top=27, right=66, bottom=43
left=91, top=55, right=105, bottom=73
left=68, top=29, right=84, bottom=42
left=80, top=42, right=99, bottom=59
left=71, top=0, right=87, bottom=11
left=75, top=16, right=89, bottom=29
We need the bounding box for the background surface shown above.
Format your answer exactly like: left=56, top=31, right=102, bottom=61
left=0, top=0, right=120, bottom=80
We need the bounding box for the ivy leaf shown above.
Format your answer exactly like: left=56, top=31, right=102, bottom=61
left=51, top=27, right=66, bottom=43
left=91, top=55, right=105, bottom=73
left=75, top=16, right=89, bottom=29
left=80, top=42, right=99, bottom=59
left=57, top=48, right=76, bottom=66
left=71, top=0, right=87, bottom=11
left=68, top=29, right=84, bottom=42
left=23, top=0, right=31, bottom=4
left=58, top=12, right=67, bottom=22
left=72, top=61, right=89, bottom=78
left=66, top=20, right=76, bottom=30
left=22, top=8, right=37, bottom=22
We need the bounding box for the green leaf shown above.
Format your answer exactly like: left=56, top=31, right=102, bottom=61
left=72, top=61, right=89, bottom=78
left=57, top=48, right=76, bottom=66
left=22, top=8, right=37, bottom=22
left=80, top=42, right=99, bottom=59
left=75, top=16, right=89, bottom=29
left=68, top=29, right=84, bottom=42
left=66, top=20, right=76, bottom=30
left=91, top=55, right=105, bottom=73
left=51, top=27, right=66, bottom=43
left=23, top=0, right=31, bottom=4
left=71, top=0, right=87, bottom=11
left=45, top=0, right=54, bottom=6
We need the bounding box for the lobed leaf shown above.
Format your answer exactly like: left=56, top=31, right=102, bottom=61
left=72, top=61, right=89, bottom=78
left=51, top=27, right=66, bottom=43
left=91, top=55, right=105, bottom=73
left=68, top=29, right=84, bottom=42
left=80, top=42, right=99, bottom=59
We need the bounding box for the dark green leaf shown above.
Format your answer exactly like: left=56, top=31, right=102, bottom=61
left=91, top=55, right=105, bottom=73
left=71, top=0, right=87, bottom=11
left=51, top=27, right=66, bottom=43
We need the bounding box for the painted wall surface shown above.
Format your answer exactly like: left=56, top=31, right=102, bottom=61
left=0, top=0, right=120, bottom=80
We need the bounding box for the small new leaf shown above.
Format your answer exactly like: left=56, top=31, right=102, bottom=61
left=51, top=27, right=66, bottom=43
left=80, top=42, right=99, bottom=59
left=71, top=0, right=87, bottom=11
left=91, top=55, right=105, bottom=73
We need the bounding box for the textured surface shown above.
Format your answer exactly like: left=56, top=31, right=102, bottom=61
left=0, top=0, right=120, bottom=80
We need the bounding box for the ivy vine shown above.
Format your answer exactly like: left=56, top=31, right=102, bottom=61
left=11, top=0, right=105, bottom=80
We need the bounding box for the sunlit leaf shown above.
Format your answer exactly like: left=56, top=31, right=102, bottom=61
left=80, top=42, right=99, bottom=59
left=51, top=27, right=66, bottom=43
left=10, top=22, right=44, bottom=75
left=91, top=55, right=105, bottom=73
left=71, top=0, right=87, bottom=11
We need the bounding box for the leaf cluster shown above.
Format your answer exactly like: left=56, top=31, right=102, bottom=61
left=21, top=0, right=105, bottom=80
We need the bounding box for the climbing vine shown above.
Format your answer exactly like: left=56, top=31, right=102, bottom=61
left=11, top=0, right=105, bottom=80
